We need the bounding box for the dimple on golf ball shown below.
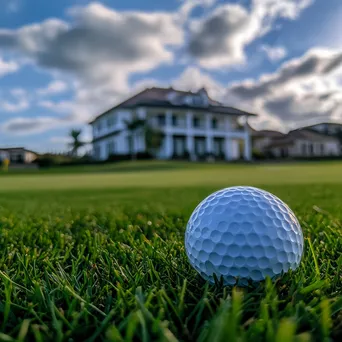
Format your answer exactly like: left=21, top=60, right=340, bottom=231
left=185, top=186, right=304, bottom=286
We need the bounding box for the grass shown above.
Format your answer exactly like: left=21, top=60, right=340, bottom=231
left=0, top=161, right=341, bottom=341
left=2, top=160, right=342, bottom=191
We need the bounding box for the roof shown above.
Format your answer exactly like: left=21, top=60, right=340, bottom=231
left=297, top=122, right=342, bottom=130
left=288, top=129, right=340, bottom=142
left=252, top=130, right=285, bottom=138
left=89, top=87, right=257, bottom=124
left=0, top=147, right=38, bottom=154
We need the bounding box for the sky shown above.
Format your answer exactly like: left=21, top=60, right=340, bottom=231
left=0, top=0, right=341, bottom=153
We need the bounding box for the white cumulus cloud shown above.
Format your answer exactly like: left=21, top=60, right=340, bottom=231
left=261, top=45, right=287, bottom=61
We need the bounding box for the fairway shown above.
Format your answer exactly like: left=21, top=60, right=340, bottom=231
left=1, top=161, right=342, bottom=191
left=0, top=161, right=341, bottom=341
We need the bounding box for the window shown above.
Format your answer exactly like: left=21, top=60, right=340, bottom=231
left=214, top=138, right=224, bottom=157
left=107, top=141, right=115, bottom=157
left=106, top=115, right=117, bottom=128
left=281, top=148, right=288, bottom=158
left=172, top=115, right=178, bottom=127
left=97, top=121, right=102, bottom=132
left=211, top=118, right=218, bottom=129
left=94, top=145, right=101, bottom=159
left=157, top=114, right=165, bottom=126
left=301, top=143, right=307, bottom=156
left=193, top=117, right=200, bottom=128
left=192, top=96, right=203, bottom=106
left=194, top=138, right=206, bottom=156
left=309, top=143, right=314, bottom=156
left=173, top=137, right=186, bottom=156
left=320, top=144, right=324, bottom=155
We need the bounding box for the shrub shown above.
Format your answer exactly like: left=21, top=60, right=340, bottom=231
left=252, top=149, right=266, bottom=160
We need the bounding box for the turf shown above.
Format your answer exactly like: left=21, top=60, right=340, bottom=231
left=0, top=161, right=341, bottom=341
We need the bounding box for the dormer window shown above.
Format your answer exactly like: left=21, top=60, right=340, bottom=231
left=192, top=96, right=204, bottom=106
left=167, top=91, right=179, bottom=104
left=183, top=94, right=208, bottom=107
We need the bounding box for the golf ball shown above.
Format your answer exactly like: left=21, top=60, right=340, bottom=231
left=185, top=186, right=304, bottom=286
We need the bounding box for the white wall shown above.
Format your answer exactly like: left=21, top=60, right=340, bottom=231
left=91, top=108, right=250, bottom=161
left=325, top=141, right=340, bottom=155
left=269, top=139, right=340, bottom=158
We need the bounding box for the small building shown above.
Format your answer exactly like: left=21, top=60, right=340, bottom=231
left=254, top=129, right=340, bottom=158
left=89, top=87, right=257, bottom=161
left=252, top=130, right=285, bottom=154
left=0, top=147, right=38, bottom=164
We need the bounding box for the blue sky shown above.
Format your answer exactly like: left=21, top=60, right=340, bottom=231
left=0, top=0, right=342, bottom=152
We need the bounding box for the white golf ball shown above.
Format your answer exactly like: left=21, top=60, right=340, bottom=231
left=185, top=186, right=304, bottom=286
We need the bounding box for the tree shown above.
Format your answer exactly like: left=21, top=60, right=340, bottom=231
left=145, top=126, right=164, bottom=156
left=124, top=117, right=164, bottom=159
left=69, top=129, right=85, bottom=157
left=124, top=117, right=147, bottom=160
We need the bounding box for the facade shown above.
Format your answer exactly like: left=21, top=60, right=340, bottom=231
left=0, top=147, right=38, bottom=164
left=253, top=129, right=340, bottom=158
left=252, top=130, right=285, bottom=153
left=90, top=87, right=256, bottom=161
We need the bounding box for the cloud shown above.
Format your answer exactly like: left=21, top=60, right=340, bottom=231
left=178, top=0, right=217, bottom=22
left=261, top=45, right=287, bottom=61
left=0, top=87, right=29, bottom=112
left=38, top=100, right=74, bottom=114
left=0, top=112, right=81, bottom=135
left=0, top=116, right=64, bottom=135
left=0, top=2, right=186, bottom=124
left=186, top=0, right=313, bottom=68
left=0, top=98, right=29, bottom=112
left=171, top=66, right=223, bottom=98
left=229, top=49, right=342, bottom=100
left=37, top=80, right=68, bottom=96
left=0, top=3, right=183, bottom=91
left=226, top=48, right=342, bottom=128
left=0, top=57, right=19, bottom=77
left=50, top=136, right=71, bottom=144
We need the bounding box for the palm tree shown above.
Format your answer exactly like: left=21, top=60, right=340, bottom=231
left=69, top=129, right=85, bottom=157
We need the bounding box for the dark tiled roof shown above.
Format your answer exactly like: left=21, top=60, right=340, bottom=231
left=252, top=130, right=285, bottom=138
left=90, top=87, right=256, bottom=124
left=117, top=87, right=222, bottom=107
left=293, top=122, right=342, bottom=131
left=0, top=147, right=38, bottom=154
left=289, top=129, right=340, bottom=142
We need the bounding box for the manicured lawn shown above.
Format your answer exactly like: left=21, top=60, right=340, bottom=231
left=0, top=161, right=341, bottom=341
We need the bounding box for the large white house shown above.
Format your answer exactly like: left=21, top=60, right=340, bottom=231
left=90, top=87, right=256, bottom=161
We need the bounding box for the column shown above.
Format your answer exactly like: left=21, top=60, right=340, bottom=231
left=186, top=111, right=195, bottom=160
left=165, top=110, right=173, bottom=158
left=165, top=134, right=173, bottom=158
left=243, top=117, right=252, bottom=161
left=205, top=113, right=213, bottom=155
left=225, top=138, right=233, bottom=161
